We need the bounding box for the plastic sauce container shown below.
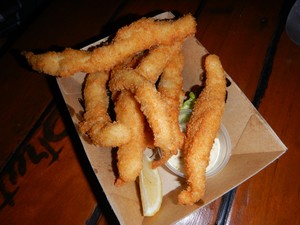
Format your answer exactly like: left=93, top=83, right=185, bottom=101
left=165, top=109, right=232, bottom=178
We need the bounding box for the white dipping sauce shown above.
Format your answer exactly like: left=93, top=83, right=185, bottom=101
left=167, top=137, right=221, bottom=176
left=166, top=124, right=231, bottom=177
left=166, top=109, right=231, bottom=178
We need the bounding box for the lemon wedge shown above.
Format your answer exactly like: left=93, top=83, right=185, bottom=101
left=139, top=154, right=162, bottom=216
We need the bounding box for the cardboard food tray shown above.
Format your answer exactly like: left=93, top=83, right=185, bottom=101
left=56, top=12, right=287, bottom=225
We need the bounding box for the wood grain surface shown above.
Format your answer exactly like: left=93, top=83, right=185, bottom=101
left=0, top=0, right=298, bottom=224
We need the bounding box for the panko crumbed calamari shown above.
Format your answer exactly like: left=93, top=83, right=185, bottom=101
left=79, top=72, right=131, bottom=147
left=178, top=54, right=226, bottom=205
left=136, top=41, right=182, bottom=83
left=114, top=90, right=148, bottom=185
left=22, top=14, right=227, bottom=208
left=22, top=14, right=196, bottom=77
left=109, top=69, right=180, bottom=167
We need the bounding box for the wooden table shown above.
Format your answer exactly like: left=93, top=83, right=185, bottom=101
left=0, top=0, right=299, bottom=224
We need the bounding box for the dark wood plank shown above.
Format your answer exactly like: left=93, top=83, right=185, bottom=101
left=0, top=103, right=98, bottom=224
left=0, top=45, right=52, bottom=167
left=110, top=0, right=200, bottom=18
left=0, top=0, right=122, bottom=167
left=197, top=0, right=285, bottom=100
left=227, top=30, right=300, bottom=225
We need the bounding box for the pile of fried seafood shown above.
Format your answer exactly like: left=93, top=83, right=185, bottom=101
left=22, top=14, right=226, bottom=206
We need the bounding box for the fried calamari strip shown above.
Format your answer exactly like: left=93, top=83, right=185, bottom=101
left=109, top=69, right=179, bottom=167
left=22, top=14, right=196, bottom=77
left=178, top=54, right=226, bottom=205
left=136, top=42, right=182, bottom=83
left=114, top=90, right=148, bottom=185
left=158, top=50, right=185, bottom=150
left=78, top=72, right=111, bottom=134
left=87, top=121, right=131, bottom=147
left=79, top=72, right=131, bottom=147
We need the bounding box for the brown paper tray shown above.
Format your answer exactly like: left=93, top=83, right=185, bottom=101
left=56, top=12, right=287, bottom=225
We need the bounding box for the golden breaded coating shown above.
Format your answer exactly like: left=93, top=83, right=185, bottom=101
left=178, top=54, right=226, bottom=205
left=158, top=50, right=185, bottom=150
left=136, top=42, right=182, bottom=83
left=22, top=14, right=196, bottom=77
left=79, top=72, right=131, bottom=147
left=114, top=91, right=148, bottom=185
left=109, top=68, right=179, bottom=167
left=78, top=72, right=111, bottom=134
